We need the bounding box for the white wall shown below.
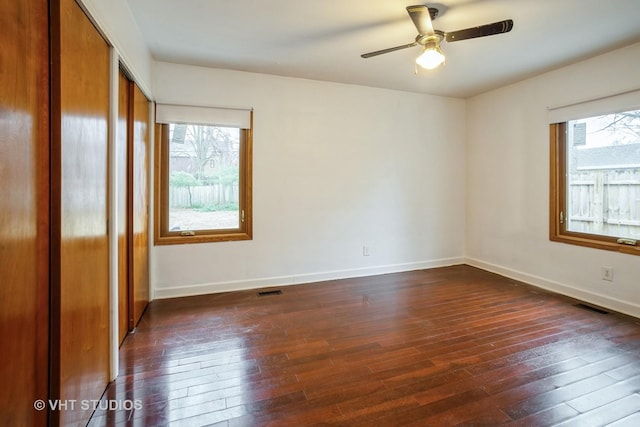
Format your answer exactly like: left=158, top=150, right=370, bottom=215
left=466, top=42, right=640, bottom=318
left=152, top=62, right=466, bottom=298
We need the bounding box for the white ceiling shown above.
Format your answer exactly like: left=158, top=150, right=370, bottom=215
left=126, top=0, right=640, bottom=98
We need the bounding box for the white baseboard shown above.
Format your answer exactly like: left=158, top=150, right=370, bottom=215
left=466, top=257, right=640, bottom=319
left=153, top=256, right=465, bottom=300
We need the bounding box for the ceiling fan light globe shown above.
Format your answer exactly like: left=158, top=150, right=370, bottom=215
left=416, top=47, right=445, bottom=70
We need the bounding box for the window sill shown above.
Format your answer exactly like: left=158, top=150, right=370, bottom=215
left=550, top=232, right=640, bottom=256
left=154, top=230, right=252, bottom=246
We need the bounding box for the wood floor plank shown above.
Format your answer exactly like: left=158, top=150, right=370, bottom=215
left=554, top=393, right=640, bottom=427
left=503, top=403, right=579, bottom=426
left=87, top=265, right=640, bottom=425
left=501, top=373, right=619, bottom=419
left=607, top=412, right=640, bottom=427
left=564, top=373, right=640, bottom=413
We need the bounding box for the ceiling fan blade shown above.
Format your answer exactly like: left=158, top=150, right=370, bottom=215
left=406, top=5, right=434, bottom=36
left=445, top=19, right=513, bottom=42
left=361, top=42, right=418, bottom=58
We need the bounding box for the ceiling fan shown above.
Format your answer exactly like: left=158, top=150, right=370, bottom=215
left=361, top=5, right=514, bottom=70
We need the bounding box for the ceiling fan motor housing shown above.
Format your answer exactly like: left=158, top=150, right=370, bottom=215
left=416, top=31, right=444, bottom=46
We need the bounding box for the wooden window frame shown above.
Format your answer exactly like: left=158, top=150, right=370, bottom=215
left=154, top=119, right=253, bottom=245
left=549, top=122, right=639, bottom=256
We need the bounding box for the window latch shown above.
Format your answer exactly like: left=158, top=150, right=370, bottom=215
left=241, top=210, right=245, bottom=223
left=617, top=238, right=637, bottom=246
left=560, top=211, right=564, bottom=224
left=180, top=230, right=195, bottom=236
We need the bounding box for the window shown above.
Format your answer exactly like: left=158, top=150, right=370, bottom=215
left=550, top=95, right=640, bottom=255
left=154, top=105, right=252, bottom=244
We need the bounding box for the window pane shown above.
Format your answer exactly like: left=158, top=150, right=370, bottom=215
left=566, top=110, right=640, bottom=240
left=168, top=123, right=240, bottom=231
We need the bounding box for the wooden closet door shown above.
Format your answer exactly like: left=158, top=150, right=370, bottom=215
left=119, top=75, right=150, bottom=338
left=51, top=0, right=111, bottom=424
left=118, top=72, right=129, bottom=344
left=0, top=0, right=49, bottom=424
left=130, top=84, right=150, bottom=327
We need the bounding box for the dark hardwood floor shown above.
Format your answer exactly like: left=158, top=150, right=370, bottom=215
left=88, top=265, right=640, bottom=426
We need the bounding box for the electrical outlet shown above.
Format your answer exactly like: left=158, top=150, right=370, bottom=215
left=601, top=266, right=614, bottom=282
left=363, top=245, right=370, bottom=257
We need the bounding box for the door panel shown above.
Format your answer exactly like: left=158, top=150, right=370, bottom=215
left=118, top=72, right=129, bottom=344
left=0, top=0, right=49, bottom=424
left=131, top=84, right=150, bottom=327
left=53, top=0, right=111, bottom=424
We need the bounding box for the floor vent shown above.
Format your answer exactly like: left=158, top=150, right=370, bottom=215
left=257, top=290, right=283, bottom=297
left=574, top=303, right=609, bottom=314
